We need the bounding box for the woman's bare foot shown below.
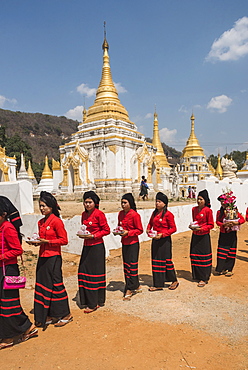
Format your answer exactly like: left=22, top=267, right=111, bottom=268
left=197, top=280, right=206, bottom=287
left=148, top=287, right=163, bottom=291
left=54, top=314, right=73, bottom=325
left=84, top=307, right=98, bottom=314
left=22, top=324, right=38, bottom=341
left=123, top=289, right=133, bottom=300
left=168, top=281, right=179, bottom=290
left=0, top=337, right=14, bottom=349
left=133, top=285, right=142, bottom=293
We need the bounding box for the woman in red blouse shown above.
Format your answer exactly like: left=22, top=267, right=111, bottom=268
left=146, top=192, right=179, bottom=291
left=30, top=192, right=72, bottom=328
left=189, top=189, right=214, bottom=287
left=78, top=191, right=110, bottom=313
left=0, top=197, right=37, bottom=349
left=215, top=194, right=245, bottom=276
left=116, top=193, right=143, bottom=300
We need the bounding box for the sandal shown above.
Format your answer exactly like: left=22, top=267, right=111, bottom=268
left=133, top=288, right=142, bottom=294
left=84, top=307, right=98, bottom=314
left=22, top=327, right=38, bottom=342
left=168, top=281, right=179, bottom=290
left=35, top=321, right=43, bottom=327
left=225, top=271, right=233, bottom=277
left=148, top=287, right=163, bottom=291
left=123, top=293, right=133, bottom=301
left=54, top=316, right=73, bottom=326
left=219, top=270, right=227, bottom=275
left=197, top=281, right=206, bottom=287
left=0, top=341, right=14, bottom=350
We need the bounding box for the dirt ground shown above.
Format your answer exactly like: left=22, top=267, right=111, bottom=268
left=0, top=201, right=248, bottom=370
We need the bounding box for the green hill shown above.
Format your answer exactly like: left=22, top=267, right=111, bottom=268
left=0, top=108, right=78, bottom=163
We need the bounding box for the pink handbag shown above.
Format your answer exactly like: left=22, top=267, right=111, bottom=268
left=1, top=226, right=26, bottom=290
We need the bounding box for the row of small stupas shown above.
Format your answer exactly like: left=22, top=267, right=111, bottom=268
left=1, top=32, right=248, bottom=198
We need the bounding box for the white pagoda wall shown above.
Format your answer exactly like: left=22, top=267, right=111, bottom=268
left=197, top=178, right=248, bottom=216
left=21, top=204, right=193, bottom=257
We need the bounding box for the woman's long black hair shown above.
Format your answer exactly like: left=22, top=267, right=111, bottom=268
left=0, top=196, right=23, bottom=242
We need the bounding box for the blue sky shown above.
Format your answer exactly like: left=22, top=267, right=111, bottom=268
left=1, top=0, right=248, bottom=156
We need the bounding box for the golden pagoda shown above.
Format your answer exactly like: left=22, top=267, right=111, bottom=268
left=152, top=111, right=170, bottom=168
left=215, top=153, right=223, bottom=179
left=41, top=156, right=53, bottom=179
left=27, top=160, right=35, bottom=180
left=58, top=28, right=163, bottom=198
left=178, top=114, right=212, bottom=197
left=181, top=114, right=204, bottom=157
left=83, top=32, right=133, bottom=124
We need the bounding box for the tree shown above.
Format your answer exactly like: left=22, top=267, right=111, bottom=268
left=229, top=151, right=246, bottom=170
left=208, top=154, right=218, bottom=169
left=5, top=134, right=32, bottom=170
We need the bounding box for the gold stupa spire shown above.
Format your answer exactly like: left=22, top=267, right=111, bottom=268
left=181, top=114, right=205, bottom=157
left=83, top=25, right=132, bottom=124
left=41, top=156, right=53, bottom=179
left=152, top=110, right=170, bottom=168
left=27, top=160, right=35, bottom=179
left=215, top=153, right=223, bottom=179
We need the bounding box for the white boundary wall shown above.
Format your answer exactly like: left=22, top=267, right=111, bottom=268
left=197, top=178, right=248, bottom=216
left=21, top=204, right=194, bottom=257
left=19, top=178, right=248, bottom=257
left=0, top=180, right=34, bottom=214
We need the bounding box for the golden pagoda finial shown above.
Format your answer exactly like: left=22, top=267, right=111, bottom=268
left=83, top=107, right=87, bottom=123
left=215, top=153, right=223, bottom=180
left=83, top=28, right=132, bottom=124
left=181, top=114, right=204, bottom=157
left=41, top=156, right=53, bottom=179
left=246, top=152, right=248, bottom=160
left=102, top=21, right=109, bottom=50
left=152, top=110, right=170, bottom=168
left=27, top=160, right=35, bottom=179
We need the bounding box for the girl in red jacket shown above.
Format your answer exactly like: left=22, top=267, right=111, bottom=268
left=0, top=197, right=37, bottom=349
left=215, top=194, right=245, bottom=276
left=189, top=189, right=214, bottom=287
left=30, top=192, right=72, bottom=328
left=146, top=192, right=179, bottom=291
left=117, top=193, right=143, bottom=300
left=78, top=191, right=110, bottom=313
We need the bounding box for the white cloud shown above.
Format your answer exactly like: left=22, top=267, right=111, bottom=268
left=207, top=95, right=232, bottom=113
left=114, top=82, right=127, bottom=93
left=76, top=83, right=96, bottom=97
left=206, top=17, right=248, bottom=62
left=178, top=105, right=188, bottom=113
left=145, top=113, right=153, bottom=119
left=0, top=95, right=17, bottom=108
left=65, top=105, right=84, bottom=121
left=179, top=105, right=202, bottom=114
left=159, top=127, right=177, bottom=144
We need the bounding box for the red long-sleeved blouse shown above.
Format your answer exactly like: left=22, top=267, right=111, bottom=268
left=0, top=221, right=23, bottom=267
left=216, top=210, right=245, bottom=233
left=147, top=210, right=177, bottom=238
left=81, top=208, right=110, bottom=246
left=38, top=213, right=68, bottom=257
left=118, top=209, right=143, bottom=245
left=192, top=206, right=214, bottom=235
